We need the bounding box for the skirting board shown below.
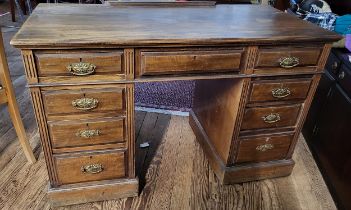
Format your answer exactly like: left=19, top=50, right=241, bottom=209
left=189, top=110, right=295, bottom=184
left=48, top=178, right=138, bottom=207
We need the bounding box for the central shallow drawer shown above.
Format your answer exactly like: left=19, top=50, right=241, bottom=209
left=42, top=87, right=125, bottom=116
left=248, top=78, right=312, bottom=103
left=48, top=117, right=125, bottom=149
left=241, top=104, right=302, bottom=131
left=55, top=150, right=126, bottom=185
left=35, top=50, right=124, bottom=77
left=236, top=133, right=294, bottom=163
left=136, top=48, right=244, bottom=76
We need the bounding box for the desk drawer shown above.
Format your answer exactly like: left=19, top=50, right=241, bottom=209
left=254, top=46, right=322, bottom=73
left=241, top=104, right=301, bottom=131
left=49, top=117, right=125, bottom=149
left=136, top=48, right=244, bottom=76
left=55, top=150, right=126, bottom=185
left=35, top=50, right=124, bottom=77
left=42, top=88, right=125, bottom=116
left=249, top=78, right=312, bottom=103
left=236, top=133, right=294, bottom=163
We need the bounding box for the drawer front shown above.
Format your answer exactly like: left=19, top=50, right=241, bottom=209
left=249, top=79, right=312, bottom=103
left=35, top=50, right=124, bottom=77
left=55, top=150, right=126, bottom=185
left=43, top=88, right=125, bottom=116
left=255, top=46, right=322, bottom=72
left=49, top=117, right=125, bottom=149
left=137, top=48, right=243, bottom=76
left=241, top=104, right=301, bottom=131
left=236, top=133, right=294, bottom=163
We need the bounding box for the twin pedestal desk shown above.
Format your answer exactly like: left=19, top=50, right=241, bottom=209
left=11, top=4, right=341, bottom=206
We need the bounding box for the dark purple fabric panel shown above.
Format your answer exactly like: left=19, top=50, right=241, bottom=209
left=135, top=81, right=195, bottom=111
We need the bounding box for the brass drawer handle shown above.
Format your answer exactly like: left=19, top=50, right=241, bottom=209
left=262, top=113, right=280, bottom=123
left=72, top=98, right=99, bottom=111
left=256, top=144, right=274, bottom=152
left=338, top=71, right=345, bottom=80
left=76, top=129, right=101, bottom=138
left=279, top=57, right=299, bottom=68
left=67, top=62, right=96, bottom=76
left=81, top=164, right=104, bottom=174
left=272, top=87, right=291, bottom=98
left=332, top=61, right=339, bottom=70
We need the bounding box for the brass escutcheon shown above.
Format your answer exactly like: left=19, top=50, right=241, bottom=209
left=262, top=113, right=281, bottom=123
left=81, top=164, right=104, bottom=174
left=256, top=144, right=274, bottom=152
left=76, top=129, right=101, bottom=138
left=279, top=57, right=299, bottom=68
left=72, top=98, right=99, bottom=111
left=272, top=87, right=291, bottom=98
left=67, top=62, right=96, bottom=76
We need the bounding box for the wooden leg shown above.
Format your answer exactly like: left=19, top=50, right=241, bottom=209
left=20, top=0, right=26, bottom=15
left=0, top=29, right=35, bottom=163
left=6, top=97, right=36, bottom=163
left=25, top=0, right=32, bottom=14
left=9, top=0, right=16, bottom=22
left=14, top=0, right=25, bottom=20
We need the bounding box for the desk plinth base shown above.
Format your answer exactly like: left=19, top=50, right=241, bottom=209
left=189, top=111, right=295, bottom=184
left=48, top=178, right=138, bottom=207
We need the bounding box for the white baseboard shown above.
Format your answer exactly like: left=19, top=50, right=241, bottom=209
left=135, top=106, right=189, bottom=116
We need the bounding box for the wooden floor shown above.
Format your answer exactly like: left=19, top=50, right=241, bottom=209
left=0, top=16, right=337, bottom=210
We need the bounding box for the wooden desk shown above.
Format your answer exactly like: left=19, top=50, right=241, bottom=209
left=11, top=4, right=341, bottom=206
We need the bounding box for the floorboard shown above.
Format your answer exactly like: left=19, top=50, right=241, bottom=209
left=0, top=109, right=337, bottom=210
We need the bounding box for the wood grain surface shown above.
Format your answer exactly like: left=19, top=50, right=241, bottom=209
left=54, top=150, right=127, bottom=185
left=241, top=104, right=301, bottom=131
left=248, top=78, right=312, bottom=103
left=10, top=4, right=341, bottom=48
left=48, top=117, right=125, bottom=149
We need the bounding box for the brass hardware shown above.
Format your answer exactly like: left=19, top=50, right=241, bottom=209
left=339, top=71, right=345, bottom=80
left=332, top=61, right=339, bottom=70
left=262, top=113, right=281, bottom=123
left=272, top=87, right=291, bottom=98
left=76, top=129, right=101, bottom=138
left=256, top=144, right=274, bottom=152
left=67, top=62, right=96, bottom=76
left=81, top=164, right=104, bottom=174
left=279, top=57, right=299, bottom=68
left=72, top=98, right=99, bottom=110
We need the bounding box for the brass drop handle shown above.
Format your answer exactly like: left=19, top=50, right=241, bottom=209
left=72, top=98, right=99, bottom=111
left=279, top=57, right=299, bottom=68
left=331, top=61, right=339, bottom=70
left=67, top=62, right=96, bottom=76
left=256, top=144, right=274, bottom=152
left=76, top=129, right=101, bottom=138
left=81, top=164, right=104, bottom=174
left=262, top=113, right=281, bottom=124
left=272, top=87, right=291, bottom=98
left=339, top=71, right=345, bottom=80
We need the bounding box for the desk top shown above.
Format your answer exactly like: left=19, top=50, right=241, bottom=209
left=11, top=4, right=341, bottom=48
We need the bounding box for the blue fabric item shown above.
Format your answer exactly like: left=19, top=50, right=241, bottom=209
left=335, top=15, right=351, bottom=35
left=303, top=12, right=337, bottom=31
